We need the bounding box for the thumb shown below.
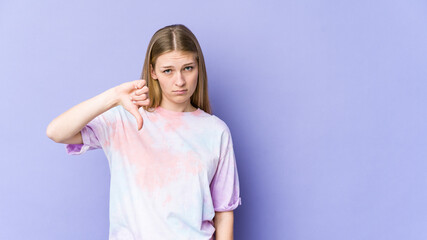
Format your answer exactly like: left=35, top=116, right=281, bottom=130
left=128, top=106, right=144, bottom=131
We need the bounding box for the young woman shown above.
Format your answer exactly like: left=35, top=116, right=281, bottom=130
left=46, top=24, right=242, bottom=240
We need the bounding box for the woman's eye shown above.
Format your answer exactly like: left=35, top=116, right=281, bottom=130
left=163, top=69, right=171, bottom=74
left=184, top=66, right=193, bottom=71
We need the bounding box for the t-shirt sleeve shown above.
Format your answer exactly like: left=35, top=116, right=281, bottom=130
left=65, top=108, right=115, bottom=155
left=210, top=125, right=242, bottom=212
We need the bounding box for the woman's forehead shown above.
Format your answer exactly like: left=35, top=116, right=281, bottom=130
left=156, top=51, right=197, bottom=67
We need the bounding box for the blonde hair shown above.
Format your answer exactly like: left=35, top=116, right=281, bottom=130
left=140, top=24, right=212, bottom=114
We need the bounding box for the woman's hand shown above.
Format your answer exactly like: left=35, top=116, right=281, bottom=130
left=114, top=79, right=150, bottom=131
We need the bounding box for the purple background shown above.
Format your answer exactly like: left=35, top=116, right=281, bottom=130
left=1, top=0, right=427, bottom=239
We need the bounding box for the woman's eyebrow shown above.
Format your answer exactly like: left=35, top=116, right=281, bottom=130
left=160, top=62, right=195, bottom=68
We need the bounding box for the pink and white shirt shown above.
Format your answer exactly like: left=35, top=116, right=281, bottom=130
left=65, top=105, right=242, bottom=240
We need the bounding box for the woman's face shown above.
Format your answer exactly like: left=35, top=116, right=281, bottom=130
left=151, top=50, right=198, bottom=111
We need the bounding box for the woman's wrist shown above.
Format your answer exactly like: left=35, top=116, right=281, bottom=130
left=103, top=86, right=121, bottom=109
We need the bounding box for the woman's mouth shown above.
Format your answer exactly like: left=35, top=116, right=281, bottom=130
left=173, top=90, right=187, bottom=94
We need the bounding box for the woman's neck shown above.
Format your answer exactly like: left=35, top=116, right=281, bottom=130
left=159, top=102, right=197, bottom=112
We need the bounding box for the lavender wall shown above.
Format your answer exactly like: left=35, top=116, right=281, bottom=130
left=1, top=0, right=427, bottom=239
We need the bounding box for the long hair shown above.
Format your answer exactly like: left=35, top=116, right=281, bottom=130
left=140, top=24, right=211, bottom=114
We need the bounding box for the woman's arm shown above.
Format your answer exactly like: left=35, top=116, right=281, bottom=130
left=213, top=211, right=234, bottom=240
left=46, top=79, right=149, bottom=144
left=46, top=87, right=117, bottom=144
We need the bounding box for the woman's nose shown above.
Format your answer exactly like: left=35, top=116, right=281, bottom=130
left=175, top=72, right=185, bottom=86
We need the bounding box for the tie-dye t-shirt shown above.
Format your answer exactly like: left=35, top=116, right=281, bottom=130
left=65, top=105, right=242, bottom=240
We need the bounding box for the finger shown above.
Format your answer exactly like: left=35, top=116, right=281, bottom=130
left=132, top=99, right=150, bottom=106
left=137, top=79, right=146, bottom=89
left=131, top=94, right=148, bottom=101
left=134, top=86, right=149, bottom=95
left=133, top=79, right=144, bottom=89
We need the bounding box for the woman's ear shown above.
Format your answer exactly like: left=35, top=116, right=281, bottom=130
left=150, top=64, right=158, bottom=80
